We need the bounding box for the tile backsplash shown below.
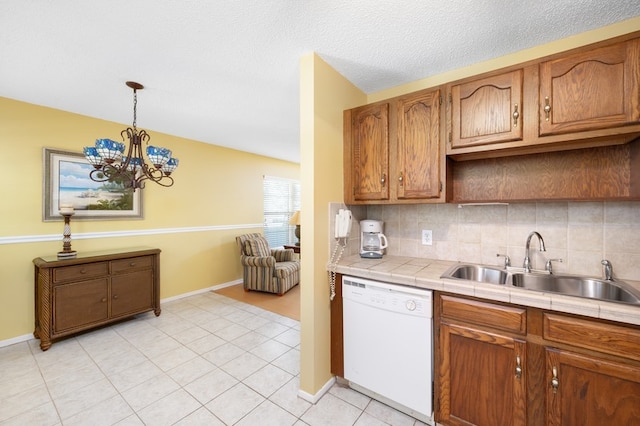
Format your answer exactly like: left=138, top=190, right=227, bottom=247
left=336, top=201, right=640, bottom=281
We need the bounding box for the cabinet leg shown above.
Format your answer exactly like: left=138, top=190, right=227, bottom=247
left=154, top=308, right=161, bottom=317
left=39, top=340, right=51, bottom=351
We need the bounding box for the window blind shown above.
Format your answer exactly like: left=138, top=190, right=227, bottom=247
left=263, top=176, right=300, bottom=248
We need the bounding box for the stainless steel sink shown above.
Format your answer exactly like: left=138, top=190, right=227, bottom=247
left=441, top=263, right=640, bottom=305
left=441, top=264, right=509, bottom=285
left=512, top=273, right=640, bottom=304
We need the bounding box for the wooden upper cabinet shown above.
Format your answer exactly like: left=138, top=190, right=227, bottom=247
left=539, top=38, right=640, bottom=136
left=450, top=69, right=523, bottom=149
left=349, top=102, right=390, bottom=201
left=344, top=89, right=444, bottom=205
left=396, top=89, right=441, bottom=199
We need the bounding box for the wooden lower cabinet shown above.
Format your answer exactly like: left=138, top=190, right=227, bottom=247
left=34, top=247, right=161, bottom=350
left=438, top=322, right=526, bottom=425
left=546, top=349, right=640, bottom=425
left=434, top=292, right=640, bottom=425
left=436, top=293, right=527, bottom=426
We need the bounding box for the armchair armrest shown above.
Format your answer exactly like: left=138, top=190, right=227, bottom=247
left=272, top=249, right=294, bottom=262
left=241, top=255, right=276, bottom=267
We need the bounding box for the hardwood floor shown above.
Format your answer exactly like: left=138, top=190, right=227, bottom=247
left=214, top=283, right=300, bottom=321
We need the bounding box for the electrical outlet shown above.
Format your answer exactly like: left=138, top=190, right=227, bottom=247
left=421, top=229, right=433, bottom=246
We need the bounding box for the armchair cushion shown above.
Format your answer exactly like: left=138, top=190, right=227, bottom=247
left=244, top=236, right=270, bottom=257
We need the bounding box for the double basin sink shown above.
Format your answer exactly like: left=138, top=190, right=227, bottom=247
left=441, top=263, right=640, bottom=305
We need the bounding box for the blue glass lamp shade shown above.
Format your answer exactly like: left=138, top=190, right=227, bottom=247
left=162, top=158, right=179, bottom=175
left=95, top=139, right=125, bottom=164
left=83, top=147, right=104, bottom=169
left=122, top=156, right=142, bottom=172
left=146, top=146, right=172, bottom=168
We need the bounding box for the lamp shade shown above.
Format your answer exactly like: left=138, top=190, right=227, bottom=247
left=289, top=210, right=300, bottom=225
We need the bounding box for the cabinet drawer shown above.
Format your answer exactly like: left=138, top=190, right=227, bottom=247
left=440, top=294, right=526, bottom=335
left=53, top=262, right=109, bottom=283
left=543, top=313, right=640, bottom=361
left=111, top=255, right=153, bottom=273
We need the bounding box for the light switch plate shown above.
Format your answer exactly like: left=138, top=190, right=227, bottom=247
left=422, top=229, right=432, bottom=246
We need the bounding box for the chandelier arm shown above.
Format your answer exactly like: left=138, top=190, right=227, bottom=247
left=88, top=168, right=110, bottom=183
left=142, top=175, right=174, bottom=188
left=119, top=128, right=139, bottom=171
left=136, top=166, right=173, bottom=184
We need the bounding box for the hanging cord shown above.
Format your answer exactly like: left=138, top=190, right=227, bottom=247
left=328, top=237, right=347, bottom=301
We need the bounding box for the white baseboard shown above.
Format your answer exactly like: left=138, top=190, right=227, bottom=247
left=297, top=376, right=336, bottom=404
left=0, top=278, right=244, bottom=349
left=0, top=333, right=34, bottom=348
left=210, top=279, right=243, bottom=291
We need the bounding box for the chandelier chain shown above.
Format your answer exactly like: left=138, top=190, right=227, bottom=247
left=132, top=89, right=137, bottom=131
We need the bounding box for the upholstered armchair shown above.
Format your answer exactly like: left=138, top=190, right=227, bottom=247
left=236, top=233, right=300, bottom=295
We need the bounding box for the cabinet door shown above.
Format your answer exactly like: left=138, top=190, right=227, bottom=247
left=53, top=278, right=109, bottom=333
left=539, top=38, right=640, bottom=136
left=438, top=323, right=526, bottom=426
left=450, top=69, right=523, bottom=149
left=350, top=103, right=390, bottom=201
left=397, top=89, right=441, bottom=199
left=546, top=348, right=640, bottom=425
left=111, top=270, right=154, bottom=318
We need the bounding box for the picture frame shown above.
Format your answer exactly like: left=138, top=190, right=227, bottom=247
left=43, top=148, right=143, bottom=221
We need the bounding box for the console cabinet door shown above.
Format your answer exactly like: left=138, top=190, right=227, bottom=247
left=438, top=322, right=527, bottom=426
left=397, top=89, right=441, bottom=199
left=349, top=102, right=390, bottom=201
left=450, top=69, right=524, bottom=149
left=539, top=38, right=640, bottom=136
left=53, top=278, right=109, bottom=333
left=546, top=348, right=640, bottom=425
left=111, top=270, right=154, bottom=318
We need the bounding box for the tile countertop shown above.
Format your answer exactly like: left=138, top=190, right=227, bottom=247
left=334, top=255, right=640, bottom=327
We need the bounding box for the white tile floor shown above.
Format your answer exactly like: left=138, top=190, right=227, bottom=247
left=0, top=291, right=428, bottom=425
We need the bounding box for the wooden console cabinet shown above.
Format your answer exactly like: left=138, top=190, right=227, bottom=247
left=33, top=247, right=161, bottom=351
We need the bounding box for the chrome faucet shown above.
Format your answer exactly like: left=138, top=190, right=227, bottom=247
left=523, top=231, right=546, bottom=272
left=602, top=259, right=613, bottom=281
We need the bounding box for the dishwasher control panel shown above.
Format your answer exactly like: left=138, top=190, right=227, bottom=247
left=342, top=276, right=432, bottom=317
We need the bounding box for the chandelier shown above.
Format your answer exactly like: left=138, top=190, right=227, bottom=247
left=83, top=81, right=178, bottom=191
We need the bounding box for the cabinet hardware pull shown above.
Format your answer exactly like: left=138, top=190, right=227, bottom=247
left=512, top=104, right=519, bottom=127
left=80, top=269, right=87, bottom=274
left=515, top=355, right=522, bottom=380
left=129, top=262, right=136, bottom=267
left=381, top=173, right=386, bottom=186
left=113, top=295, right=119, bottom=300
left=101, top=298, right=107, bottom=303
left=544, top=97, right=551, bottom=121
left=551, top=366, right=559, bottom=394
left=398, top=172, right=403, bottom=186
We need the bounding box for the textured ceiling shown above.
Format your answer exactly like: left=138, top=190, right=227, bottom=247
left=2, top=1, right=640, bottom=163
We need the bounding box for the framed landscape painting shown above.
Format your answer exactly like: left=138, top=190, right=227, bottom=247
left=43, top=148, right=143, bottom=221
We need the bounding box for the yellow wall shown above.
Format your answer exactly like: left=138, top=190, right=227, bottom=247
left=298, top=53, right=366, bottom=395
left=0, top=97, right=299, bottom=342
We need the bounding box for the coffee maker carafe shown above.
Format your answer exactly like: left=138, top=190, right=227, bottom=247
left=360, top=220, right=388, bottom=259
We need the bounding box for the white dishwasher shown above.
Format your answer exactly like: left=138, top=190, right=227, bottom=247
left=342, top=275, right=433, bottom=424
